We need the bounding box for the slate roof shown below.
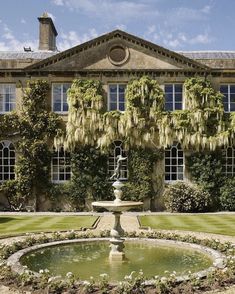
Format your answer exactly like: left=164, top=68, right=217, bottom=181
left=179, top=51, right=235, bottom=60
left=0, top=51, right=57, bottom=60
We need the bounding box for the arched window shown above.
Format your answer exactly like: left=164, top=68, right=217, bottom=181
left=108, top=141, right=128, bottom=180
left=222, top=146, right=235, bottom=176
left=51, top=147, right=71, bottom=182
left=0, top=141, right=15, bottom=181
left=165, top=142, right=184, bottom=181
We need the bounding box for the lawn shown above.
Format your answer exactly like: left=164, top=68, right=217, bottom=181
left=0, top=215, right=98, bottom=237
left=139, top=214, right=235, bottom=236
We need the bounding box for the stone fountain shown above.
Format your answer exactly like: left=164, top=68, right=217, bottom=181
left=92, top=155, right=143, bottom=261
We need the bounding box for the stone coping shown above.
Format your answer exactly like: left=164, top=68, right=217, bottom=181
left=7, top=237, right=227, bottom=284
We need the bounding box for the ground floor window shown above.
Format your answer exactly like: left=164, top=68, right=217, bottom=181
left=0, top=141, right=15, bottom=181
left=165, top=142, right=184, bottom=181
left=222, top=146, right=235, bottom=176
left=51, top=147, right=71, bottom=182
left=108, top=141, right=128, bottom=180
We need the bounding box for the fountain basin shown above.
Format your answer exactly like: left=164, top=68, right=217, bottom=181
left=7, top=238, right=226, bottom=283
left=92, top=201, right=143, bottom=212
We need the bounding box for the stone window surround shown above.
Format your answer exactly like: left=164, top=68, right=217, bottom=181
left=51, top=83, right=71, bottom=114
left=108, top=140, right=128, bottom=180
left=164, top=142, right=184, bottom=182
left=0, top=140, right=15, bottom=182
left=164, top=83, right=183, bottom=111
left=51, top=147, right=71, bottom=183
left=0, top=84, right=16, bottom=114
left=220, top=84, right=235, bottom=112
left=108, top=83, right=126, bottom=112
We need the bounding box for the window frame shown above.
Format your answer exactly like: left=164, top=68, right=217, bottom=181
left=222, top=146, right=235, bottom=176
left=52, top=83, right=71, bottom=114
left=220, top=84, right=235, bottom=112
left=108, top=141, right=128, bottom=180
left=0, top=84, right=16, bottom=114
left=0, top=141, right=15, bottom=182
left=164, top=142, right=184, bottom=182
left=108, top=83, right=126, bottom=112
left=164, top=83, right=183, bottom=111
left=51, top=147, right=71, bottom=183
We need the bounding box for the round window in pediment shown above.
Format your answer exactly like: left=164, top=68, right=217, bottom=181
left=108, top=45, right=129, bottom=65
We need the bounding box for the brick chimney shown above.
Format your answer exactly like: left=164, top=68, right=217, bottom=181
left=38, top=12, right=58, bottom=51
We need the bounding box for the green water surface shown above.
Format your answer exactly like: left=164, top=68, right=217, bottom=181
left=21, top=241, right=213, bottom=282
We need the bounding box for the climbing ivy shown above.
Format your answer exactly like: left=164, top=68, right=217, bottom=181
left=123, top=148, right=164, bottom=202
left=1, top=80, right=62, bottom=211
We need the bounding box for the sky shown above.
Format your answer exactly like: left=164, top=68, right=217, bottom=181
left=0, top=0, right=235, bottom=52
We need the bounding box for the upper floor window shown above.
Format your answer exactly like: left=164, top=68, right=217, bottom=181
left=51, top=147, right=71, bottom=183
left=52, top=83, right=70, bottom=113
left=165, top=84, right=183, bottom=111
left=222, top=146, right=235, bottom=176
left=108, top=84, right=126, bottom=111
left=108, top=141, right=128, bottom=180
left=0, top=84, right=16, bottom=113
left=0, top=141, right=15, bottom=181
left=220, top=85, right=235, bottom=112
left=165, top=142, right=184, bottom=182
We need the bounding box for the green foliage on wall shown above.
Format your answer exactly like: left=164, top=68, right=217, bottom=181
left=1, top=80, right=62, bottom=210
left=59, top=76, right=235, bottom=152
left=123, top=148, right=164, bottom=202
left=186, top=151, right=225, bottom=209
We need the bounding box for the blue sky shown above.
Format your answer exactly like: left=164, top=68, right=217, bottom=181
left=0, top=0, right=235, bottom=52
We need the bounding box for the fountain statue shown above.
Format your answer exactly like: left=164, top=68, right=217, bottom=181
left=92, top=154, right=143, bottom=261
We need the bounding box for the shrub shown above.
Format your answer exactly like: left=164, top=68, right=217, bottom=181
left=220, top=177, right=235, bottom=211
left=186, top=152, right=224, bottom=210
left=163, top=181, right=211, bottom=212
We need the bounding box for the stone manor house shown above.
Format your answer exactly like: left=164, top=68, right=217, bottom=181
left=0, top=13, right=235, bottom=210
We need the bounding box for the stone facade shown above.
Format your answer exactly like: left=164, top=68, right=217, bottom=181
left=0, top=14, right=235, bottom=211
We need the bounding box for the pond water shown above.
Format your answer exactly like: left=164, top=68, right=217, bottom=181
left=21, top=240, right=213, bottom=282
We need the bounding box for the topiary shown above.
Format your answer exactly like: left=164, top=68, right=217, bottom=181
left=220, top=177, right=235, bottom=211
left=163, top=181, right=211, bottom=212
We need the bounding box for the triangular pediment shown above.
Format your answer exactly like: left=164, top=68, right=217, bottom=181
left=25, top=30, right=209, bottom=72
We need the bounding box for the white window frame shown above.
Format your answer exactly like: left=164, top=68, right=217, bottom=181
left=0, top=141, right=15, bottom=182
left=52, top=83, right=70, bottom=113
left=164, top=142, right=184, bottom=182
left=51, top=147, right=71, bottom=183
left=164, top=84, right=183, bottom=111
left=0, top=84, right=16, bottom=113
left=108, top=84, right=126, bottom=112
left=222, top=146, right=235, bottom=176
left=108, top=141, right=128, bottom=180
left=220, top=84, right=235, bottom=112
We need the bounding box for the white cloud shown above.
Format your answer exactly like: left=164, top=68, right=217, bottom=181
left=58, top=28, right=98, bottom=51
left=52, top=0, right=64, bottom=5
left=115, top=24, right=127, bottom=31
left=201, top=5, right=211, bottom=14
left=20, top=18, right=26, bottom=24
left=0, top=23, right=38, bottom=51
left=51, top=0, right=159, bottom=23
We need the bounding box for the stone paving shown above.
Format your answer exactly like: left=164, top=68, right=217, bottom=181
left=0, top=213, right=234, bottom=293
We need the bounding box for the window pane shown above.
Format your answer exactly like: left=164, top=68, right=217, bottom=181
left=110, top=93, right=117, bottom=103
left=175, top=103, right=182, bottom=110
left=220, top=85, right=228, bottom=93
left=175, top=93, right=182, bottom=102
left=165, top=103, right=173, bottom=111
left=109, top=85, right=117, bottom=93
left=119, top=103, right=125, bottom=111
left=230, top=103, right=235, bottom=111
left=175, top=84, right=182, bottom=92
left=165, top=93, right=173, bottom=103
left=230, top=85, right=235, bottom=93
left=110, top=103, right=117, bottom=111
left=165, top=85, right=173, bottom=93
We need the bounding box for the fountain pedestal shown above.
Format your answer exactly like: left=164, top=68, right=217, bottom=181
left=92, top=180, right=143, bottom=262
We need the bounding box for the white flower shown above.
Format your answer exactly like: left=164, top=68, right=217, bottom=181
left=66, top=272, right=73, bottom=278
left=100, top=273, right=108, bottom=278
left=39, top=269, right=44, bottom=274
left=83, top=280, right=91, bottom=285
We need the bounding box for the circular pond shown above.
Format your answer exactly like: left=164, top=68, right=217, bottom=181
left=20, top=239, right=214, bottom=282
